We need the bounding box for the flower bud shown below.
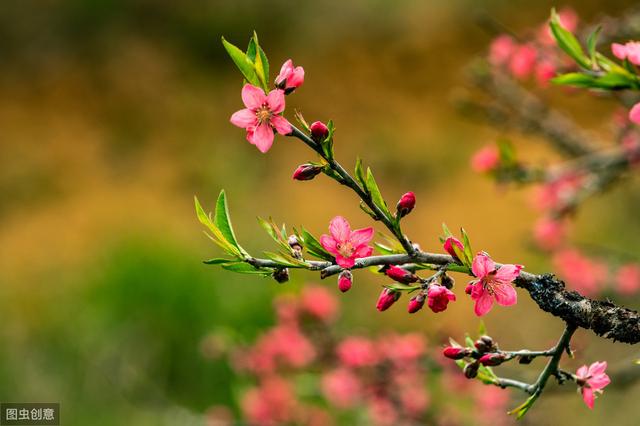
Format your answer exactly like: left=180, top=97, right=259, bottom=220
left=396, top=192, right=416, bottom=218
left=272, top=268, right=289, bottom=283
left=464, top=362, right=479, bottom=379
left=465, top=283, right=474, bottom=295
left=443, top=346, right=469, bottom=360
left=288, top=234, right=302, bottom=251
left=474, top=339, right=489, bottom=353
left=376, top=288, right=400, bottom=312
left=478, top=353, right=506, bottom=366
left=427, top=284, right=456, bottom=313
left=385, top=265, right=419, bottom=284
left=407, top=293, right=425, bottom=313
left=338, top=270, right=353, bottom=293
left=292, top=163, right=323, bottom=181
left=310, top=121, right=329, bottom=142
left=479, top=335, right=494, bottom=347
left=443, top=237, right=464, bottom=261
left=440, top=274, right=454, bottom=289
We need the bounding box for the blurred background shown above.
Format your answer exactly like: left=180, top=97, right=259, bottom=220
left=1, top=0, right=639, bottom=424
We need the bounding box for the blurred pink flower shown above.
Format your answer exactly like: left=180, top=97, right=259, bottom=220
left=320, top=216, right=374, bottom=268
left=427, top=284, right=456, bottom=313
left=509, top=44, right=538, bottom=79
left=336, top=337, right=378, bottom=368
left=241, top=376, right=297, bottom=426
left=244, top=325, right=315, bottom=374
left=615, top=264, right=640, bottom=295
left=534, top=173, right=584, bottom=212
left=533, top=217, right=566, bottom=251
left=621, top=133, right=640, bottom=165
left=399, top=385, right=430, bottom=417
left=275, top=59, right=305, bottom=91
left=489, top=35, right=516, bottom=66
left=576, top=361, right=610, bottom=409
left=471, top=145, right=500, bottom=173
left=473, top=384, right=510, bottom=426
left=380, top=333, right=425, bottom=364
left=230, top=84, right=292, bottom=153
left=468, top=253, right=522, bottom=316
left=612, top=41, right=640, bottom=65
left=300, top=285, right=338, bottom=321
left=321, top=368, right=362, bottom=408
left=535, top=60, right=557, bottom=86
left=553, top=249, right=607, bottom=296
left=367, top=397, right=398, bottom=426
left=629, top=102, right=640, bottom=125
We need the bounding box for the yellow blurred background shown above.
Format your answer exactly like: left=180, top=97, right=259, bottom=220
left=1, top=0, right=639, bottom=424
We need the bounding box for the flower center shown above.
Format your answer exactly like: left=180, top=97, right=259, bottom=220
left=255, top=105, right=272, bottom=123
left=336, top=242, right=355, bottom=258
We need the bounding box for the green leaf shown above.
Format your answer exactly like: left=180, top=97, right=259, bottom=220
left=594, top=71, right=637, bottom=89
left=508, top=394, right=539, bottom=419
left=221, top=36, right=260, bottom=86
left=496, top=140, right=516, bottom=165
left=221, top=262, right=272, bottom=276
left=214, top=190, right=248, bottom=256
left=355, top=157, right=366, bottom=189
left=321, top=120, right=336, bottom=159
left=203, top=258, right=235, bottom=265
left=551, top=72, right=596, bottom=88
left=586, top=26, right=601, bottom=66
left=384, top=283, right=421, bottom=291
left=263, top=251, right=299, bottom=267
left=301, top=227, right=335, bottom=261
left=359, top=201, right=378, bottom=220
left=366, top=168, right=391, bottom=219
left=549, top=8, right=590, bottom=69
left=477, top=320, right=487, bottom=336
left=245, top=32, right=269, bottom=90
left=258, top=216, right=280, bottom=242
left=460, top=228, right=474, bottom=267
left=374, top=242, right=396, bottom=255
left=195, top=196, right=242, bottom=257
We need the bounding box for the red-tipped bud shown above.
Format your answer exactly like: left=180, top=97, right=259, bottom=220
left=293, top=163, right=323, bottom=181
left=443, top=237, right=464, bottom=261
left=407, top=294, right=426, bottom=313
left=478, top=353, right=506, bottom=366
left=465, top=283, right=474, bottom=295
left=464, top=362, right=479, bottom=379
left=443, top=346, right=469, bottom=360
left=376, top=288, right=400, bottom=312
left=385, top=265, right=419, bottom=284
left=396, top=192, right=416, bottom=218
left=338, top=270, right=353, bottom=293
left=310, top=121, right=329, bottom=142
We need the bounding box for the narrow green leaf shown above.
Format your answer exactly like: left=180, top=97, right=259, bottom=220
left=195, top=196, right=241, bottom=257
left=355, top=157, right=366, bottom=189
left=374, top=242, right=395, bottom=255
left=301, top=228, right=335, bottom=261
left=366, top=168, right=390, bottom=219
left=477, top=321, right=487, bottom=336
left=551, top=72, right=596, bottom=88
left=359, top=201, right=378, bottom=220
left=586, top=26, right=601, bottom=66
left=214, top=190, right=248, bottom=256
left=222, top=262, right=272, bottom=275
left=508, top=394, right=539, bottom=419
left=221, top=36, right=260, bottom=86
left=549, top=9, right=590, bottom=69
left=442, top=223, right=453, bottom=238
left=460, top=228, right=474, bottom=267
left=203, top=258, right=235, bottom=265
left=263, top=251, right=298, bottom=267
left=258, top=216, right=280, bottom=242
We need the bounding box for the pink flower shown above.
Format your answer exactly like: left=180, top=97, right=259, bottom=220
left=470, top=145, right=500, bottom=173
left=489, top=35, right=516, bottom=66
left=468, top=253, right=522, bottom=316
left=553, top=249, right=607, bottom=296
left=576, top=361, right=610, bottom=409
left=509, top=44, right=538, bottom=79
left=427, top=284, right=456, bottom=313
left=533, top=217, right=566, bottom=251
left=320, top=216, right=374, bottom=268
left=230, top=84, right=292, bottom=153
left=629, top=102, right=640, bottom=125
left=338, top=270, right=353, bottom=293
left=611, top=41, right=640, bottom=65
left=241, top=376, right=296, bottom=425
left=376, top=288, right=400, bottom=311
left=443, top=236, right=464, bottom=261
left=336, top=337, right=378, bottom=367
left=321, top=368, right=362, bottom=408
left=275, top=59, right=305, bottom=91
left=300, top=285, right=338, bottom=321
left=615, top=264, right=640, bottom=295
left=367, top=397, right=397, bottom=426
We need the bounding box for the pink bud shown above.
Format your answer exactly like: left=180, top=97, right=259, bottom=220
left=396, top=192, right=416, bottom=218
left=338, top=270, right=353, bottom=293
left=385, top=265, right=418, bottom=284
left=407, top=294, right=425, bottom=313
left=275, top=59, right=305, bottom=93
left=443, top=237, right=464, bottom=261
left=292, top=163, right=323, bottom=181
left=478, top=353, right=506, bottom=366
left=376, top=288, right=400, bottom=312
left=310, top=121, right=329, bottom=141
left=442, top=346, right=469, bottom=360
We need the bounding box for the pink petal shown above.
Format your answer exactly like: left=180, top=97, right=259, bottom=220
left=288, top=67, right=305, bottom=87
left=588, top=375, right=610, bottom=390
left=353, top=245, right=373, bottom=259
left=329, top=216, right=351, bottom=243
left=576, top=365, right=589, bottom=379
left=250, top=122, right=275, bottom=153
left=588, top=361, right=608, bottom=376
left=474, top=291, right=494, bottom=316
left=336, top=255, right=355, bottom=269
left=493, top=283, right=517, bottom=306
left=611, top=43, right=627, bottom=60
left=350, top=227, right=374, bottom=247
left=270, top=115, right=292, bottom=135
left=265, top=89, right=286, bottom=114
left=472, top=253, right=495, bottom=278
left=276, top=59, right=293, bottom=84
left=241, top=84, right=266, bottom=109
left=629, top=102, right=640, bottom=125
left=582, top=387, right=594, bottom=409
left=230, top=108, right=257, bottom=128
left=320, top=234, right=338, bottom=255
left=494, top=264, right=523, bottom=283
